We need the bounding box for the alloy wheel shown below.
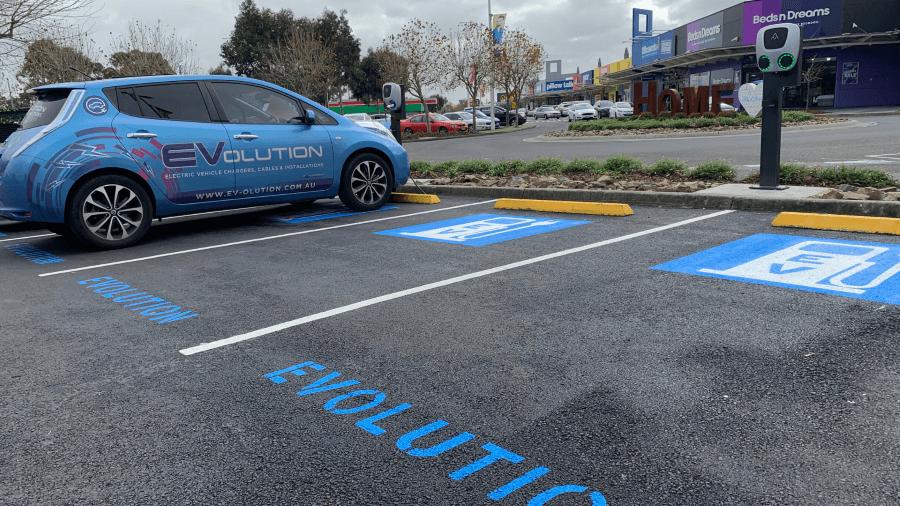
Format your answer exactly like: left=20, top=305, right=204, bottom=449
left=350, top=160, right=388, bottom=205
left=81, top=184, right=144, bottom=241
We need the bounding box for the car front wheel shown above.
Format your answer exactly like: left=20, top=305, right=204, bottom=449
left=339, top=153, right=393, bottom=212
left=66, top=174, right=153, bottom=249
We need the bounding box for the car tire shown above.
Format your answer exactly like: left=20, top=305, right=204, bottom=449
left=438, top=127, right=448, bottom=133
left=338, top=153, right=393, bottom=212
left=66, top=174, right=153, bottom=250
left=403, top=127, right=413, bottom=134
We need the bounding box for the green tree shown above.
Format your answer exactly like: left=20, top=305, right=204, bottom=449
left=105, top=49, right=174, bottom=77
left=17, top=38, right=102, bottom=89
left=220, top=0, right=295, bottom=77
left=303, top=9, right=359, bottom=101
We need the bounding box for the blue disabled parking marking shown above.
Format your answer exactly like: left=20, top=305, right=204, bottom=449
left=271, top=205, right=398, bottom=224
left=653, top=233, right=900, bottom=305
left=376, top=213, right=590, bottom=247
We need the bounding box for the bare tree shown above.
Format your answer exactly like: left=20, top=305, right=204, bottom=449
left=442, top=21, right=491, bottom=133
left=801, top=58, right=825, bottom=110
left=385, top=19, right=446, bottom=133
left=0, top=0, right=93, bottom=67
left=258, top=25, right=337, bottom=104
left=106, top=20, right=198, bottom=77
left=373, top=46, right=408, bottom=88
left=493, top=29, right=543, bottom=127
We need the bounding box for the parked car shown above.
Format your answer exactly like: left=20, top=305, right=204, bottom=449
left=533, top=106, right=561, bottom=119
left=444, top=111, right=498, bottom=130
left=0, top=75, right=409, bottom=249
left=560, top=101, right=591, bottom=117
left=568, top=103, right=598, bottom=122
left=345, top=112, right=394, bottom=138
left=594, top=100, right=615, bottom=117
left=611, top=102, right=634, bottom=118
left=466, top=106, right=526, bottom=126
left=556, top=101, right=573, bottom=114
left=399, top=113, right=469, bottom=134
left=369, top=113, right=391, bottom=128
left=813, top=94, right=835, bottom=108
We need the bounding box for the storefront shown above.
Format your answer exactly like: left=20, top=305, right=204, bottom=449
left=613, top=0, right=900, bottom=111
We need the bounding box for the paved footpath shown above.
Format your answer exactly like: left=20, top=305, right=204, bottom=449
left=1, top=196, right=898, bottom=504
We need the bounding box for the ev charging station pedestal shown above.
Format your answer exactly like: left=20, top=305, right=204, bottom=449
left=382, top=82, right=406, bottom=145
left=751, top=23, right=802, bottom=191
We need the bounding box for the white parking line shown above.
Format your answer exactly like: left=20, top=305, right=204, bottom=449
left=0, top=233, right=56, bottom=243
left=39, top=200, right=497, bottom=278
left=179, top=209, right=735, bottom=356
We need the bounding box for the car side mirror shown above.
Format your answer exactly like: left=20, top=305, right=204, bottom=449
left=305, top=109, right=316, bottom=123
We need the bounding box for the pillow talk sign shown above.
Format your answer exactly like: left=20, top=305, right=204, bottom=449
left=79, top=276, right=199, bottom=324
left=264, top=360, right=608, bottom=505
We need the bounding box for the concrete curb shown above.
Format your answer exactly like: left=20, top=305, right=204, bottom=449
left=403, top=123, right=537, bottom=143
left=399, top=184, right=900, bottom=217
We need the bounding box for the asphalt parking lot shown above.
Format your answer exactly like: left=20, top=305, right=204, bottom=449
left=2, top=196, right=899, bottom=505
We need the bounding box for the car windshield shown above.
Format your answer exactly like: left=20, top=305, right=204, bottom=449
left=598, top=101, right=613, bottom=107
left=431, top=114, right=450, bottom=122
left=615, top=102, right=632, bottom=108
left=20, top=89, right=71, bottom=130
left=573, top=104, right=593, bottom=110
left=455, top=112, right=473, bottom=119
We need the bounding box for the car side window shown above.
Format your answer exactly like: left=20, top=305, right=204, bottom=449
left=210, top=82, right=304, bottom=125
left=128, top=83, right=211, bottom=122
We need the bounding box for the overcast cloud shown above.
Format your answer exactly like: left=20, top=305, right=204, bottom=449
left=84, top=0, right=730, bottom=98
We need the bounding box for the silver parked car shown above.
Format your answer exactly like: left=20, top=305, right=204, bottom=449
left=568, top=103, right=598, bottom=122
left=533, top=106, right=561, bottom=119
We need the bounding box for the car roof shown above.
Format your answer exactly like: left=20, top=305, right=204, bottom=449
left=31, top=74, right=276, bottom=92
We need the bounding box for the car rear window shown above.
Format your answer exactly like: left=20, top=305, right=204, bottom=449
left=19, top=89, right=71, bottom=130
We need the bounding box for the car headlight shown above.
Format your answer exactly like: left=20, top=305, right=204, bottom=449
left=364, top=126, right=396, bottom=140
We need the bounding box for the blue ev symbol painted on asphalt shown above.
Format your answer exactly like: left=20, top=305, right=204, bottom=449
left=653, top=233, right=900, bottom=305
left=377, top=213, right=589, bottom=247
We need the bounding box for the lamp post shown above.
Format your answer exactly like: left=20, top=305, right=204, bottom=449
left=488, top=0, right=496, bottom=130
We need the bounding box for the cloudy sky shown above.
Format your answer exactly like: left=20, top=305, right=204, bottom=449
left=83, top=0, right=728, bottom=97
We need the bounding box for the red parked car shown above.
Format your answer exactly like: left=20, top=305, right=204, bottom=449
left=400, top=114, right=469, bottom=134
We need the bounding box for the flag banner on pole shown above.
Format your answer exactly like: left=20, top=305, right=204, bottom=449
left=491, top=13, right=506, bottom=44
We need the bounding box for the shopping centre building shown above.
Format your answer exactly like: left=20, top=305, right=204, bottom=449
left=529, top=0, right=900, bottom=110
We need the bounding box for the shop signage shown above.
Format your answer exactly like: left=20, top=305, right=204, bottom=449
left=743, top=0, right=843, bottom=44
left=633, top=82, right=735, bottom=115
left=687, top=11, right=725, bottom=52
left=545, top=80, right=574, bottom=92
left=841, top=62, right=859, bottom=85
left=633, top=31, right=675, bottom=67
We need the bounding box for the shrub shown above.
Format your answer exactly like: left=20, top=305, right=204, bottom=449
left=490, top=160, right=526, bottom=176
left=702, top=111, right=718, bottom=118
left=688, top=113, right=703, bottom=118
left=638, top=112, right=656, bottom=120
left=672, top=112, right=687, bottom=119
left=719, top=110, right=737, bottom=118
left=656, top=111, right=673, bottom=119
left=431, top=160, right=460, bottom=177
left=782, top=111, right=815, bottom=123
left=817, top=165, right=897, bottom=188
left=564, top=159, right=604, bottom=173
left=526, top=158, right=566, bottom=174
left=602, top=155, right=644, bottom=174
left=457, top=160, right=493, bottom=174
left=648, top=159, right=688, bottom=177
left=409, top=160, right=432, bottom=175
left=779, top=163, right=816, bottom=185
left=690, top=160, right=735, bottom=181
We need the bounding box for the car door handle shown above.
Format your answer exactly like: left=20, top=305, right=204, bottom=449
left=233, top=133, right=258, bottom=140
left=126, top=131, right=157, bottom=139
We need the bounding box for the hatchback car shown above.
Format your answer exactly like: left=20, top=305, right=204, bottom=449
left=533, top=106, right=561, bottom=119
left=0, top=75, right=409, bottom=249
left=399, top=114, right=469, bottom=134
left=568, top=103, right=598, bottom=122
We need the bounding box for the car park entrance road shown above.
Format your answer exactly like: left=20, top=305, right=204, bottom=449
left=406, top=116, right=900, bottom=180
left=2, top=196, right=899, bottom=504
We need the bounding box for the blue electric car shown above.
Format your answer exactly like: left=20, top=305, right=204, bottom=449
left=0, top=75, right=409, bottom=249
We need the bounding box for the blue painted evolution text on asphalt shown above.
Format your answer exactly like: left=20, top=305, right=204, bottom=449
left=264, top=360, right=607, bottom=505
left=654, top=233, right=900, bottom=305
left=271, top=205, right=398, bottom=225
left=377, top=214, right=589, bottom=247
left=5, top=243, right=63, bottom=264
left=79, top=276, right=199, bottom=324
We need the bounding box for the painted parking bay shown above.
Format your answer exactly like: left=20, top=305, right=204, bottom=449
left=376, top=214, right=590, bottom=247
left=654, top=233, right=900, bottom=305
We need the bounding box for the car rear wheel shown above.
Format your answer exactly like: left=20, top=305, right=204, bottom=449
left=66, top=174, right=152, bottom=249
left=403, top=127, right=413, bottom=134
left=438, top=127, right=448, bottom=133
left=339, top=153, right=393, bottom=212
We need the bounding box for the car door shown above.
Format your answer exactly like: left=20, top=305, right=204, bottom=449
left=112, top=82, right=234, bottom=205
left=208, top=81, right=335, bottom=200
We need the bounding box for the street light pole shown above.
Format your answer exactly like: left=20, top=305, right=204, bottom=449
left=488, top=0, right=496, bottom=130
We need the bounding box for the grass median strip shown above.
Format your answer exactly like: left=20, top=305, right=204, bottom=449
left=494, top=198, right=633, bottom=216
left=772, top=212, right=900, bottom=236
left=392, top=192, right=441, bottom=204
